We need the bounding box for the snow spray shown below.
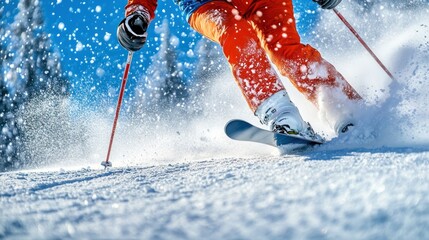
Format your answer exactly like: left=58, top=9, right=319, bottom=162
left=333, top=8, right=395, bottom=81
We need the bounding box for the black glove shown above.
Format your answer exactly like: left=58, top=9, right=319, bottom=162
left=117, top=11, right=149, bottom=52
left=313, top=0, right=342, bottom=9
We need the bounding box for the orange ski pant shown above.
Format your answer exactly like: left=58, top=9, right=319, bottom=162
left=189, top=0, right=361, bottom=112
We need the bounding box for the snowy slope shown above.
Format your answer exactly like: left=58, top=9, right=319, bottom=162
left=1, top=2, right=429, bottom=239
left=1, top=150, right=429, bottom=239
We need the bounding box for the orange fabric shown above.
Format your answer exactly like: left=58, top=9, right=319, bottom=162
left=189, top=1, right=285, bottom=111
left=189, top=0, right=361, bottom=111
left=126, top=0, right=157, bottom=19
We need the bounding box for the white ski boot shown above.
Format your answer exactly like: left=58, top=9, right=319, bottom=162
left=316, top=87, right=364, bottom=135
left=255, top=90, right=319, bottom=140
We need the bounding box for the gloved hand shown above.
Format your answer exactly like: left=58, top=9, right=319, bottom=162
left=117, top=6, right=150, bottom=52
left=313, top=0, right=342, bottom=9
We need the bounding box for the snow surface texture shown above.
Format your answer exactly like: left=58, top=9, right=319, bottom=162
left=1, top=153, right=429, bottom=239
left=1, top=1, right=429, bottom=239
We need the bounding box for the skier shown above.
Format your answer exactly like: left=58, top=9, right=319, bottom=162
left=117, top=0, right=363, bottom=137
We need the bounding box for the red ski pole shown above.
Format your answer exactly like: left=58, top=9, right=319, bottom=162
left=101, top=51, right=133, bottom=168
left=333, top=8, right=395, bottom=81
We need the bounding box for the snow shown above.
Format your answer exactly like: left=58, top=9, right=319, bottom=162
left=103, top=32, right=111, bottom=42
left=1, top=1, right=429, bottom=239
left=1, top=151, right=429, bottom=239
left=75, top=41, right=84, bottom=52
left=57, top=22, right=65, bottom=31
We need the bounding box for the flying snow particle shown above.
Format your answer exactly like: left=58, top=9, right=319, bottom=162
left=76, top=41, right=84, bottom=52
left=170, top=36, right=180, bottom=47
left=95, top=6, right=102, bottom=13
left=232, top=9, right=241, bottom=20
left=5, top=71, right=13, bottom=82
left=96, top=68, right=105, bottom=77
left=104, top=32, right=111, bottom=41
left=58, top=22, right=65, bottom=30
left=56, top=0, right=62, bottom=4
left=187, top=49, right=194, bottom=57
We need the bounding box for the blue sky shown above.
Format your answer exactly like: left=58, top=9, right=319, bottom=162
left=2, top=0, right=320, bottom=105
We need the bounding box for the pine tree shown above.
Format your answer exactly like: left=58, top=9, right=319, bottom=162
left=135, top=19, right=188, bottom=117
left=1, top=0, right=71, bottom=171
left=1, top=7, right=11, bottom=169
left=188, top=38, right=227, bottom=115
left=193, top=38, right=227, bottom=82
left=0, top=6, right=20, bottom=171
left=35, top=33, right=70, bottom=96
left=7, top=0, right=69, bottom=99
left=0, top=81, right=19, bottom=171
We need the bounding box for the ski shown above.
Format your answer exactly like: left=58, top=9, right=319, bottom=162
left=225, top=119, right=324, bottom=148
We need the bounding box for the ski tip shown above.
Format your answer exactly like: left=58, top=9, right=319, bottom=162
left=224, top=119, right=253, bottom=139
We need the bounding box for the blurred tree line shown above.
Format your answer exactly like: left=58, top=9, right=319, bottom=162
left=1, top=0, right=70, bottom=171
left=0, top=1, right=228, bottom=172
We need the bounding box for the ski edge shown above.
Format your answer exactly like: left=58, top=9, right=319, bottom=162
left=225, top=119, right=325, bottom=147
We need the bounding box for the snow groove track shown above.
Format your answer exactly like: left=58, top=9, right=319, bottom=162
left=27, top=170, right=124, bottom=193
left=0, top=169, right=125, bottom=197
left=1, top=150, right=429, bottom=239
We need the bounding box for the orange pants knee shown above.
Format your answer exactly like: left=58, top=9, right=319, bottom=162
left=190, top=0, right=361, bottom=111
left=190, top=1, right=285, bottom=111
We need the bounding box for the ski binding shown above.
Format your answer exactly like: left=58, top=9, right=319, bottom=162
left=225, top=119, right=324, bottom=148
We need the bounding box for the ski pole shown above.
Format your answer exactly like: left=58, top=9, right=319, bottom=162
left=101, top=51, right=134, bottom=169
left=333, top=8, right=395, bottom=81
